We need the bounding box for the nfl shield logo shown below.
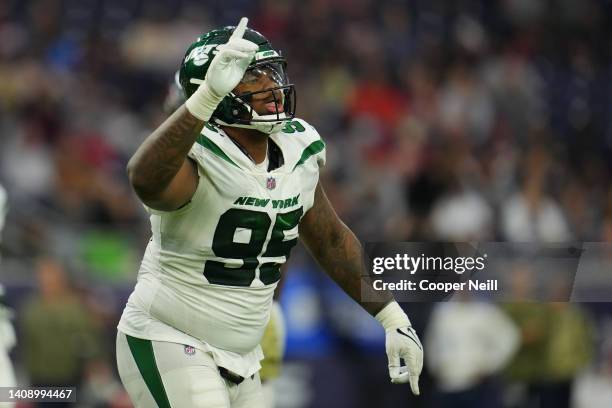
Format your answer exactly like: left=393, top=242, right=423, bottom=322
left=184, top=345, right=196, bottom=356
left=266, top=177, right=276, bottom=190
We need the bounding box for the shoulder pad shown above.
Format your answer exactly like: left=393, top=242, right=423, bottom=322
left=278, top=118, right=326, bottom=170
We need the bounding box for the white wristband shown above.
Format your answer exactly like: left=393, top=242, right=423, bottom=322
left=375, top=301, right=411, bottom=331
left=185, top=82, right=224, bottom=122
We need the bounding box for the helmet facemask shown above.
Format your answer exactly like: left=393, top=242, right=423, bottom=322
left=214, top=59, right=296, bottom=134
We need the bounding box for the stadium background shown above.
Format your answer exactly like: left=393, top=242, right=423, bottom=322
left=1, top=0, right=612, bottom=407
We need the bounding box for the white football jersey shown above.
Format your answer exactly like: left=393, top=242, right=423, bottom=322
left=118, top=118, right=325, bottom=377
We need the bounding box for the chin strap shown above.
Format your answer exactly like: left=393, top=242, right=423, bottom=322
left=215, top=118, right=286, bottom=134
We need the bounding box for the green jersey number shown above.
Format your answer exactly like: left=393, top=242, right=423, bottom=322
left=282, top=120, right=306, bottom=133
left=204, top=207, right=303, bottom=286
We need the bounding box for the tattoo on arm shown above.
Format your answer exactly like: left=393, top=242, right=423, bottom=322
left=300, top=184, right=393, bottom=316
left=127, top=105, right=204, bottom=203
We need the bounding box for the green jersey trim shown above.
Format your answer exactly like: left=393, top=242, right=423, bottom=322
left=126, top=335, right=172, bottom=408
left=293, top=140, right=325, bottom=170
left=196, top=135, right=239, bottom=168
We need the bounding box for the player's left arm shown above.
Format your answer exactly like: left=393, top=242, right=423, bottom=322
left=299, top=183, right=392, bottom=314
left=299, top=182, right=424, bottom=394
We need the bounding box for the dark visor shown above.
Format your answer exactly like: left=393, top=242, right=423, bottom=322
left=240, top=61, right=288, bottom=87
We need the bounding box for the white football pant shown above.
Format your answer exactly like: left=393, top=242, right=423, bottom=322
left=116, top=332, right=265, bottom=408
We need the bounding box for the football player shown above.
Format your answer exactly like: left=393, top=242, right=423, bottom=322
left=161, top=72, right=287, bottom=407
left=117, top=18, right=423, bottom=408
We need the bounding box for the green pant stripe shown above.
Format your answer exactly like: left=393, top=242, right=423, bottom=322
left=126, top=335, right=172, bottom=408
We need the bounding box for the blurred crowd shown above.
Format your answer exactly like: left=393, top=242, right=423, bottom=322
left=1, top=0, right=612, bottom=407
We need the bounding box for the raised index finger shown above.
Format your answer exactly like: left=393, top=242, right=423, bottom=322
left=230, top=17, right=249, bottom=40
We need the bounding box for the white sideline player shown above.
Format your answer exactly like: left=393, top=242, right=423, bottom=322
left=0, top=184, right=17, bottom=408
left=117, top=18, right=423, bottom=408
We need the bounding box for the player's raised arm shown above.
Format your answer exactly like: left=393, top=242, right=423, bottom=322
left=299, top=183, right=424, bottom=394
left=127, top=17, right=257, bottom=211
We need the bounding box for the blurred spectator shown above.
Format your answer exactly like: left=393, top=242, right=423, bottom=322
left=573, top=367, right=612, bottom=408
left=426, top=298, right=519, bottom=408
left=573, top=321, right=612, bottom=408
left=20, top=257, right=103, bottom=397
left=429, top=188, right=492, bottom=240
left=501, top=146, right=572, bottom=242
left=503, top=264, right=551, bottom=389
left=503, top=298, right=594, bottom=408
left=346, top=63, right=408, bottom=133
left=438, top=62, right=495, bottom=144
left=539, top=302, right=594, bottom=408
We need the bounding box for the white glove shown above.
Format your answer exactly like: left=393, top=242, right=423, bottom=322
left=186, top=17, right=258, bottom=121
left=376, top=301, right=423, bottom=395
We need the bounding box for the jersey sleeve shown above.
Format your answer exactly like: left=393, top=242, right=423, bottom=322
left=142, top=153, right=206, bottom=216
